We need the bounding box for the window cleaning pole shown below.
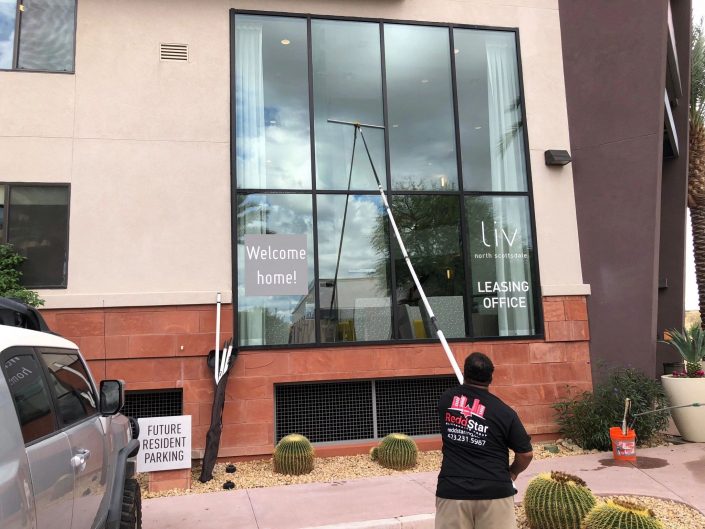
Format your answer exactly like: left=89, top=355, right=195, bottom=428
left=328, top=119, right=464, bottom=384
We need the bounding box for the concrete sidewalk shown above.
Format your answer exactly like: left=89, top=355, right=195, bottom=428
left=143, top=443, right=705, bottom=529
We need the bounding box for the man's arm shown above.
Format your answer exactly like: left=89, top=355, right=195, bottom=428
left=509, top=451, right=533, bottom=481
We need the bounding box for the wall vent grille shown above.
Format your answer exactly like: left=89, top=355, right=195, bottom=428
left=160, top=43, right=189, bottom=62
left=275, top=376, right=456, bottom=443
left=123, top=388, right=183, bottom=419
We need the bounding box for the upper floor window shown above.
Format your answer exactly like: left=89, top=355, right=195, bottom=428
left=0, top=0, right=76, bottom=72
left=0, top=183, right=70, bottom=288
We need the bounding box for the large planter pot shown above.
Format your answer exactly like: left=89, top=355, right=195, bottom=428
left=661, top=375, right=705, bottom=442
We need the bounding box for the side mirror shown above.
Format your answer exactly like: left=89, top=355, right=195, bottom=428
left=100, top=379, right=125, bottom=416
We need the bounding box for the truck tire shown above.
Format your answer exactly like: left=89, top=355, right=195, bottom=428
left=120, top=478, right=142, bottom=529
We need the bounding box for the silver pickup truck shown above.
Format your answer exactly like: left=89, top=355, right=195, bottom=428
left=0, top=298, right=141, bottom=529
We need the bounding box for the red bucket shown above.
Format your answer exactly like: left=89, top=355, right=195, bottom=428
left=609, top=427, right=636, bottom=461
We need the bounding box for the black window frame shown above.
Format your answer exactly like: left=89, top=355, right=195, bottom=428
left=0, top=181, right=71, bottom=289
left=0, top=0, right=78, bottom=74
left=231, top=10, right=544, bottom=349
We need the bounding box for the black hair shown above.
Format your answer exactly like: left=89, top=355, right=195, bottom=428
left=464, top=352, right=494, bottom=385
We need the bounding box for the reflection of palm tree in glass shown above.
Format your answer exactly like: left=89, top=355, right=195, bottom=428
left=371, top=192, right=464, bottom=313
left=497, top=97, right=522, bottom=156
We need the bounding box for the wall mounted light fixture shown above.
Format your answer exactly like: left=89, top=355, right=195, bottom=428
left=544, top=149, right=572, bottom=166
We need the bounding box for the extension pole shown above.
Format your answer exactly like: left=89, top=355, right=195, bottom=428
left=328, top=119, right=464, bottom=384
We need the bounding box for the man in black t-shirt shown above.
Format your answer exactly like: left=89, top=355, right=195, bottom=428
left=435, top=352, right=533, bottom=529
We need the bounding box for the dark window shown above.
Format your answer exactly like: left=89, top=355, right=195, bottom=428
left=1, top=183, right=70, bottom=288
left=39, top=348, right=97, bottom=426
left=2, top=348, right=57, bottom=443
left=123, top=389, right=183, bottom=418
left=0, top=0, right=76, bottom=72
left=234, top=13, right=541, bottom=346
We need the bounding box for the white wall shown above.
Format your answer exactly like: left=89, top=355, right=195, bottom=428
left=0, top=0, right=588, bottom=308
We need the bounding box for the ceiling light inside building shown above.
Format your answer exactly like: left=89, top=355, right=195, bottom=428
left=281, top=39, right=291, bottom=45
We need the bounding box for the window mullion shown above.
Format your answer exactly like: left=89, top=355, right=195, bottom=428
left=11, top=1, right=22, bottom=69
left=449, top=26, right=475, bottom=339
left=379, top=22, right=399, bottom=340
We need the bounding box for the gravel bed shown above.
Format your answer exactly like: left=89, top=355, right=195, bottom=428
left=515, top=496, right=705, bottom=529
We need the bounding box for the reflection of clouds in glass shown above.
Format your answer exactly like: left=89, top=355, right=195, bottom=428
left=0, top=1, right=16, bottom=70
left=237, top=193, right=314, bottom=331
left=312, top=19, right=386, bottom=190
left=236, top=15, right=311, bottom=190
left=317, top=195, right=387, bottom=282
left=385, top=24, right=458, bottom=190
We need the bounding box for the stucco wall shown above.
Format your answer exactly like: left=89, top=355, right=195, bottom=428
left=0, top=0, right=588, bottom=309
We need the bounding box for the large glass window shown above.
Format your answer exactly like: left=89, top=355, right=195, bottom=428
left=467, top=196, right=535, bottom=336
left=233, top=13, right=540, bottom=346
left=385, top=24, right=458, bottom=191
left=237, top=194, right=315, bottom=345
left=312, top=19, right=386, bottom=190
left=235, top=15, right=311, bottom=189
left=317, top=194, right=391, bottom=342
left=0, top=0, right=76, bottom=72
left=1, top=183, right=70, bottom=288
left=455, top=29, right=527, bottom=192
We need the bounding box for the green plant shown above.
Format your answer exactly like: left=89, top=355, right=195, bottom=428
left=0, top=244, right=43, bottom=307
left=523, top=471, right=596, bottom=529
left=583, top=499, right=664, bottom=529
left=553, top=368, right=669, bottom=451
left=369, top=446, right=379, bottom=461
left=374, top=433, right=417, bottom=470
left=273, top=434, right=314, bottom=475
left=663, top=326, right=705, bottom=377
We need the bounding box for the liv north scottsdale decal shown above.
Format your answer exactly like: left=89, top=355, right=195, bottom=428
left=245, top=234, right=308, bottom=296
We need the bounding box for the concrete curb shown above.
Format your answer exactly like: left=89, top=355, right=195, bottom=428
left=306, top=513, right=435, bottom=529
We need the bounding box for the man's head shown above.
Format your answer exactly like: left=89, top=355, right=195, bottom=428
left=464, top=352, right=494, bottom=386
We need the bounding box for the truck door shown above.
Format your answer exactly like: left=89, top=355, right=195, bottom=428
left=39, top=348, right=106, bottom=529
left=1, top=347, right=74, bottom=529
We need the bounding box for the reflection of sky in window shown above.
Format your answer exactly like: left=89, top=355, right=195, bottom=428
left=317, top=195, right=387, bottom=285
left=237, top=194, right=314, bottom=320
left=312, top=20, right=386, bottom=190
left=235, top=15, right=311, bottom=189
left=0, top=1, right=16, bottom=69
left=385, top=24, right=458, bottom=191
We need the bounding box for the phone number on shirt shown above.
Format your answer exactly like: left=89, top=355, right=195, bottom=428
left=447, top=433, right=486, bottom=445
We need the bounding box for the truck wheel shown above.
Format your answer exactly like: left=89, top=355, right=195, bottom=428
left=120, top=478, right=142, bottom=529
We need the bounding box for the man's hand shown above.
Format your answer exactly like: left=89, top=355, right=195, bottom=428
left=509, top=451, right=533, bottom=482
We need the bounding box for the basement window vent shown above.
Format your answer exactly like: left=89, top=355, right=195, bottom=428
left=160, top=43, right=189, bottom=62
left=274, top=376, right=456, bottom=443
left=123, top=388, right=183, bottom=419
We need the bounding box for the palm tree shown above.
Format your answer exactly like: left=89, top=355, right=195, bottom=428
left=688, top=19, right=705, bottom=325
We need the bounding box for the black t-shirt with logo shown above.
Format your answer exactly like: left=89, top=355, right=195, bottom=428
left=436, top=384, right=532, bottom=500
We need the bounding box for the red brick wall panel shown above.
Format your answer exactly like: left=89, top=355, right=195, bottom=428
left=42, top=295, right=592, bottom=458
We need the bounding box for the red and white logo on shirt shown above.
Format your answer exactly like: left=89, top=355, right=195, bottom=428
left=449, top=395, right=486, bottom=419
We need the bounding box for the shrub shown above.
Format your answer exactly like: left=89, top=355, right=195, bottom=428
left=553, top=368, right=668, bottom=451
left=583, top=499, right=664, bottom=529
left=0, top=244, right=43, bottom=307
left=273, top=434, right=314, bottom=475
left=523, top=471, right=596, bottom=529
left=374, top=433, right=417, bottom=470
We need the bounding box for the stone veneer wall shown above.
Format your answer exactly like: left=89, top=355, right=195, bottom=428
left=41, top=295, right=591, bottom=487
